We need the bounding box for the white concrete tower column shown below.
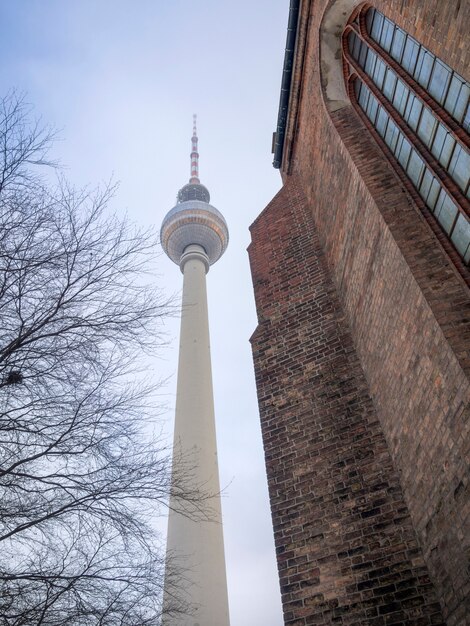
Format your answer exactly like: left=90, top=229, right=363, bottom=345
left=160, top=117, right=230, bottom=626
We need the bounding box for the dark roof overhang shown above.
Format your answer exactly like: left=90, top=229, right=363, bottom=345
left=273, top=0, right=301, bottom=169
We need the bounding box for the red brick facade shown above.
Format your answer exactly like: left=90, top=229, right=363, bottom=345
left=249, top=1, right=470, bottom=624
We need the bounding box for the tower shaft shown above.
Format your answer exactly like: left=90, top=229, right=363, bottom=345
left=163, top=245, right=230, bottom=626
left=161, top=117, right=229, bottom=624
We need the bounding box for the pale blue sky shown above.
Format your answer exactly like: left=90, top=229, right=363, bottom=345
left=0, top=2, right=288, bottom=624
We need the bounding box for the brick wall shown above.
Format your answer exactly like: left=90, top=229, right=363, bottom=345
left=249, top=0, right=470, bottom=623
left=286, top=1, right=469, bottom=623
left=249, top=179, right=445, bottom=625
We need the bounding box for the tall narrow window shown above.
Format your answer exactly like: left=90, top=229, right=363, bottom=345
left=343, top=7, right=470, bottom=267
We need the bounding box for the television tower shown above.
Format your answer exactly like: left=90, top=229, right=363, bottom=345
left=160, top=116, right=230, bottom=626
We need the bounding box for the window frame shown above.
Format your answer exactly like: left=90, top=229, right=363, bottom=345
left=343, top=5, right=470, bottom=276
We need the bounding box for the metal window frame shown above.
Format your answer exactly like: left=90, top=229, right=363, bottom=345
left=342, top=5, right=470, bottom=282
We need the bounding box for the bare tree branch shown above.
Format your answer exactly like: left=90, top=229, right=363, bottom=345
left=0, top=92, right=207, bottom=626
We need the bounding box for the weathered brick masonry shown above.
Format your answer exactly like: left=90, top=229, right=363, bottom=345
left=249, top=180, right=444, bottom=625
left=249, top=0, right=470, bottom=624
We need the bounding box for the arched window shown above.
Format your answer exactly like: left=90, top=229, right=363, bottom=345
left=343, top=6, right=470, bottom=266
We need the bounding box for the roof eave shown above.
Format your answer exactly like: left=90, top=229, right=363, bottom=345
left=273, top=0, right=301, bottom=169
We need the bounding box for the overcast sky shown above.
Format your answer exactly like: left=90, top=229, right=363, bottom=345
left=0, top=2, right=288, bottom=624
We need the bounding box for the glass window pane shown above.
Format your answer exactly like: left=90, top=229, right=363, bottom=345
left=428, top=59, right=451, bottom=104
left=419, top=169, right=435, bottom=201
left=464, top=104, right=470, bottom=133
left=451, top=214, right=470, bottom=263
left=406, top=150, right=425, bottom=186
left=394, top=134, right=404, bottom=157
left=434, top=192, right=458, bottom=234
left=366, top=93, right=379, bottom=123
left=366, top=8, right=376, bottom=35
left=383, top=69, right=397, bottom=101
left=384, top=119, right=400, bottom=152
left=448, top=145, right=470, bottom=193
left=358, top=40, right=368, bottom=67
left=446, top=80, right=470, bottom=123
left=404, top=95, right=423, bottom=131
left=380, top=17, right=395, bottom=52
left=390, top=27, right=406, bottom=63
left=369, top=10, right=384, bottom=42
left=393, top=79, right=410, bottom=115
left=364, top=48, right=377, bottom=76
left=415, top=49, right=435, bottom=88
left=438, top=133, right=457, bottom=168
left=348, top=31, right=356, bottom=56
left=430, top=125, right=451, bottom=162
left=357, top=82, right=369, bottom=108
left=354, top=78, right=362, bottom=100
left=397, top=136, right=412, bottom=167
left=376, top=108, right=388, bottom=137
left=426, top=179, right=441, bottom=210
left=348, top=31, right=356, bottom=55
left=353, top=33, right=361, bottom=60
left=444, top=76, right=464, bottom=118
left=417, top=108, right=438, bottom=147
left=401, top=36, right=420, bottom=74
left=372, top=58, right=387, bottom=90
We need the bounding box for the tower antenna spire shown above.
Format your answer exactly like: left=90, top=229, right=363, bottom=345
left=190, top=113, right=200, bottom=184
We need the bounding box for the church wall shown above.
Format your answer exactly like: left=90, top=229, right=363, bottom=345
left=249, top=180, right=444, bottom=625
left=250, top=0, right=470, bottom=623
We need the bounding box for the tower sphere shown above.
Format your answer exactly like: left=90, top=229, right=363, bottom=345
left=178, top=183, right=210, bottom=203
left=160, top=117, right=228, bottom=269
left=160, top=196, right=228, bottom=267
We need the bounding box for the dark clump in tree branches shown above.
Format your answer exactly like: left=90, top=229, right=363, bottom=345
left=0, top=93, right=205, bottom=626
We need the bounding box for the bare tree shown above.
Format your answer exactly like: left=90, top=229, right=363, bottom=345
left=0, top=93, right=205, bottom=625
